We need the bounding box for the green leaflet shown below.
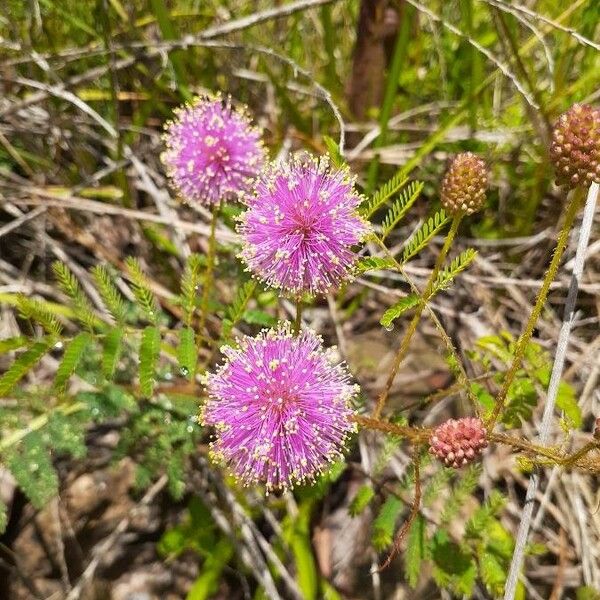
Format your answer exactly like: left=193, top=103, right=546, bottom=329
left=402, top=210, right=450, bottom=263
left=0, top=336, right=29, bottom=354
left=46, top=411, right=87, bottom=458
left=440, top=464, right=482, bottom=525
left=125, top=257, right=161, bottom=324
left=102, top=327, right=124, bottom=379
left=180, top=254, right=203, bottom=326
left=431, top=248, right=478, bottom=296
left=355, top=256, right=396, bottom=274
left=221, top=280, right=256, bottom=340
left=186, top=538, right=234, bottom=600
left=380, top=294, right=420, bottom=329
left=139, top=326, right=161, bottom=397
left=349, top=485, right=375, bottom=516
left=92, top=264, right=127, bottom=324
left=53, top=331, right=93, bottom=392
left=0, top=340, right=53, bottom=397
left=5, top=431, right=58, bottom=509
left=372, top=495, right=403, bottom=550
left=17, top=294, right=63, bottom=336
left=177, top=327, right=196, bottom=380
left=381, top=181, right=424, bottom=239
left=430, top=530, right=477, bottom=597
left=52, top=261, right=97, bottom=330
left=323, top=136, right=344, bottom=168
left=405, top=514, right=426, bottom=588
left=361, top=172, right=409, bottom=218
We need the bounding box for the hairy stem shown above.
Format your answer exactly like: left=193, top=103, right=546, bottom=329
left=487, top=186, right=585, bottom=429
left=199, top=206, right=218, bottom=347
left=352, top=414, right=431, bottom=443
left=372, top=214, right=462, bottom=418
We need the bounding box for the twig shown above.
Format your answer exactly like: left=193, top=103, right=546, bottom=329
left=64, top=475, right=168, bottom=600
left=200, top=0, right=341, bottom=39
left=503, top=182, right=599, bottom=600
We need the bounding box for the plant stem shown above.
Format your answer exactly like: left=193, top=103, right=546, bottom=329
left=199, top=206, right=218, bottom=346
left=352, top=414, right=431, bottom=443
left=372, top=214, right=462, bottom=418
left=487, top=186, right=586, bottom=430
left=293, top=299, right=303, bottom=335
left=503, top=182, right=598, bottom=600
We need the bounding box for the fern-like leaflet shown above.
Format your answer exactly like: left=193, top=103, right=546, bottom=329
left=125, top=257, right=161, bottom=325
left=52, top=261, right=98, bottom=331
left=381, top=181, right=424, bottom=240
left=17, top=294, right=63, bottom=337
left=221, top=280, right=256, bottom=340
left=361, top=171, right=409, bottom=218
left=0, top=340, right=54, bottom=397
left=355, top=256, right=396, bottom=274
left=431, top=249, right=477, bottom=296
left=380, top=294, right=420, bottom=329
left=180, top=253, right=203, bottom=327
left=139, top=325, right=161, bottom=397
left=402, top=210, right=450, bottom=263
left=92, top=264, right=127, bottom=324
left=53, top=331, right=93, bottom=393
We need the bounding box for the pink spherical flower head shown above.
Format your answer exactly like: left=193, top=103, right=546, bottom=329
left=201, top=324, right=359, bottom=491
left=238, top=154, right=370, bottom=295
left=162, top=94, right=266, bottom=205
left=429, top=417, right=488, bottom=468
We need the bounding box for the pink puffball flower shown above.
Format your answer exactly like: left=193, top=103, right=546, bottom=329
left=201, top=324, right=359, bottom=491
left=162, top=94, right=266, bottom=205
left=238, top=154, right=370, bottom=295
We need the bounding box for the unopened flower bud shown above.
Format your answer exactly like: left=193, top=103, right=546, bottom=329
left=550, top=103, right=600, bottom=189
left=440, top=152, right=488, bottom=216
left=429, top=417, right=488, bottom=468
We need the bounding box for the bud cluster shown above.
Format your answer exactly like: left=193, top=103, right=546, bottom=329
left=550, top=103, right=600, bottom=189
left=429, top=417, right=488, bottom=468
left=440, top=152, right=488, bottom=216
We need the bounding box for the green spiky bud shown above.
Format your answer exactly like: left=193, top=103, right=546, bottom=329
left=440, top=152, right=488, bottom=216
left=550, top=103, right=600, bottom=189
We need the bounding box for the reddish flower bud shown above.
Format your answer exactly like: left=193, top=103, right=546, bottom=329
left=429, top=417, right=488, bottom=468
left=550, top=103, right=600, bottom=189
left=440, top=152, right=488, bottom=216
